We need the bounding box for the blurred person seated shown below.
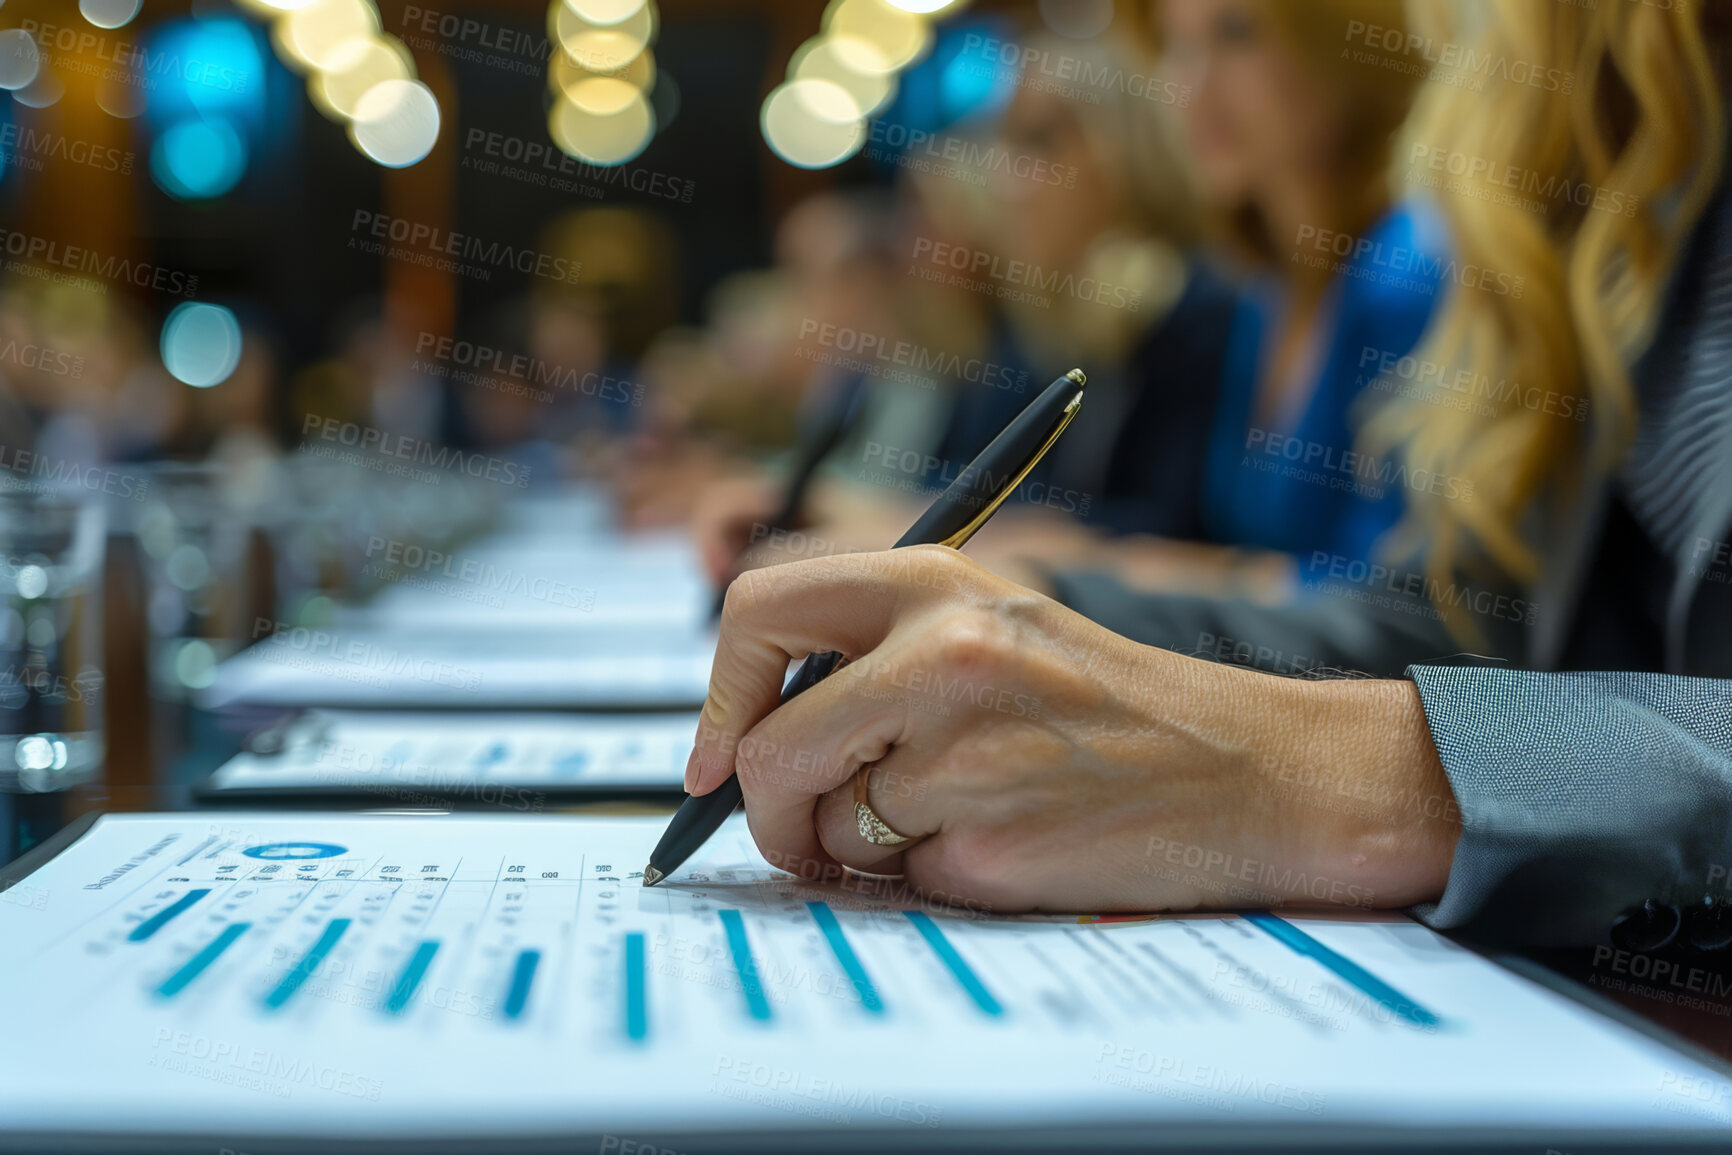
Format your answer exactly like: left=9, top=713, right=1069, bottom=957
left=620, top=189, right=936, bottom=539
left=613, top=266, right=811, bottom=529
left=927, top=24, right=1233, bottom=544
left=288, top=299, right=446, bottom=449
left=990, top=0, right=1465, bottom=674
left=460, top=208, right=680, bottom=487
left=690, top=21, right=1239, bottom=586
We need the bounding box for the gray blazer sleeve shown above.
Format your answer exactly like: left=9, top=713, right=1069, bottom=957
left=1407, top=665, right=1732, bottom=945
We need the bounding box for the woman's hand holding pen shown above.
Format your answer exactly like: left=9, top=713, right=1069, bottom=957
left=686, top=546, right=1462, bottom=914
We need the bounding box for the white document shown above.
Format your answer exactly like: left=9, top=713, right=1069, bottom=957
left=345, top=531, right=714, bottom=633
left=199, top=625, right=717, bottom=711
left=2, top=813, right=1729, bottom=1147
left=204, top=710, right=699, bottom=796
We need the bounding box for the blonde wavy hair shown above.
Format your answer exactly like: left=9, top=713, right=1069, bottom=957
left=1364, top=0, right=1727, bottom=634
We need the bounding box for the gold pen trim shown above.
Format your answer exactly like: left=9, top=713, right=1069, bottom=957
left=937, top=369, right=1087, bottom=551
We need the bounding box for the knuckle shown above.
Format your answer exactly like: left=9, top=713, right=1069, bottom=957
left=718, top=566, right=766, bottom=625
left=927, top=608, right=1015, bottom=677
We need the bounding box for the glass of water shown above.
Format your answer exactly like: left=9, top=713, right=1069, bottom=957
left=0, top=493, right=105, bottom=797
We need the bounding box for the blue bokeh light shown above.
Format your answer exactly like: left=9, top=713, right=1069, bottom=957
left=939, top=32, right=1014, bottom=125
left=151, top=116, right=247, bottom=200
left=144, top=17, right=265, bottom=124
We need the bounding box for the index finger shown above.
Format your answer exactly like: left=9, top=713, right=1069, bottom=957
left=686, top=547, right=957, bottom=794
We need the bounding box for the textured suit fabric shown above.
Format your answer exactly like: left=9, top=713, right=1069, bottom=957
left=1406, top=666, right=1732, bottom=944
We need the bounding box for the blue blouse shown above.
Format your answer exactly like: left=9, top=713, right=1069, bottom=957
left=1202, top=200, right=1451, bottom=567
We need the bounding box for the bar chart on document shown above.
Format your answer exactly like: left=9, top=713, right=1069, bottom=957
left=2, top=813, right=1725, bottom=1143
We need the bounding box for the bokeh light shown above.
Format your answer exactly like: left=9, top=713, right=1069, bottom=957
left=191, top=23, right=265, bottom=118
left=310, top=37, right=414, bottom=121
left=79, top=0, right=145, bottom=30
left=0, top=30, right=42, bottom=92
left=562, top=0, right=650, bottom=24
left=761, top=79, right=866, bottom=169
left=551, top=0, right=656, bottom=73
left=95, top=74, right=149, bottom=118
left=151, top=118, right=249, bottom=199
left=763, top=0, right=964, bottom=168
left=823, top=0, right=932, bottom=72
left=275, top=0, right=381, bottom=73
left=549, top=82, right=656, bottom=165
left=160, top=303, right=244, bottom=390
left=550, top=43, right=656, bottom=97
left=240, top=0, right=445, bottom=168
left=12, top=67, right=65, bottom=110
left=545, top=0, right=663, bottom=166
left=348, top=78, right=441, bottom=168
left=790, top=35, right=897, bottom=117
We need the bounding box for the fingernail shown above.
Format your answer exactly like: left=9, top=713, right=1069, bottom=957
left=683, top=748, right=700, bottom=793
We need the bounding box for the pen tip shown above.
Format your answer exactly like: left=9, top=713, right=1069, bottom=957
left=1065, top=368, right=1087, bottom=388
left=642, top=866, right=664, bottom=888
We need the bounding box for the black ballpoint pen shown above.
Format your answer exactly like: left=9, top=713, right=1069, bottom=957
left=644, top=368, right=1088, bottom=887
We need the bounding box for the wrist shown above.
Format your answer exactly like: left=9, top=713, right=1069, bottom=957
left=1259, top=674, right=1460, bottom=907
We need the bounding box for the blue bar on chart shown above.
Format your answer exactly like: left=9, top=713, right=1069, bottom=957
left=128, top=889, right=211, bottom=943
left=624, top=933, right=648, bottom=1041
left=156, top=922, right=251, bottom=999
left=717, top=909, right=772, bottom=1022
left=503, top=949, right=541, bottom=1020
left=1243, top=913, right=1441, bottom=1028
left=806, top=901, right=883, bottom=1014
left=905, top=911, right=1003, bottom=1017
left=384, top=940, right=440, bottom=1015
left=263, top=918, right=351, bottom=1012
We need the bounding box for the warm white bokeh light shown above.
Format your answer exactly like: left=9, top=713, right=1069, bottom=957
left=823, top=0, right=932, bottom=71
left=790, top=35, right=895, bottom=117
left=761, top=78, right=866, bottom=170
left=312, top=36, right=414, bottom=121
left=550, top=42, right=655, bottom=96
left=275, top=0, right=381, bottom=73
left=883, top=0, right=965, bottom=13
left=549, top=81, right=656, bottom=166
left=348, top=78, right=441, bottom=167
left=79, top=0, right=145, bottom=30
left=551, top=0, right=655, bottom=73
left=561, top=0, right=649, bottom=26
